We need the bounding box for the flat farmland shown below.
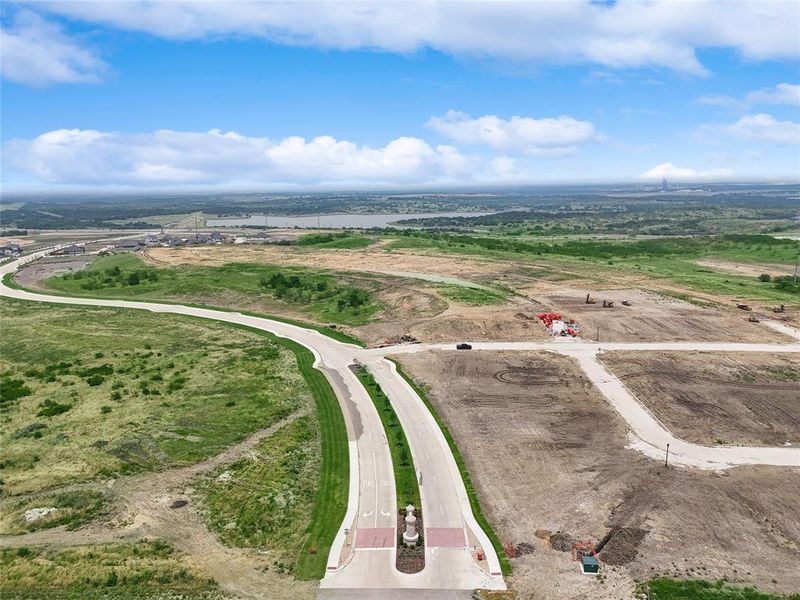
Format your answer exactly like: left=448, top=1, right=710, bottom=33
left=602, top=351, right=800, bottom=447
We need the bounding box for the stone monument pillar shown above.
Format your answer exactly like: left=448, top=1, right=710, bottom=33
left=403, top=504, right=419, bottom=546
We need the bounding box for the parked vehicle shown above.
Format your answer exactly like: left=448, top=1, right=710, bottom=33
left=456, top=343, right=472, bottom=350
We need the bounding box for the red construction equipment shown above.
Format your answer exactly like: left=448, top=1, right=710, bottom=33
left=536, top=312, right=562, bottom=327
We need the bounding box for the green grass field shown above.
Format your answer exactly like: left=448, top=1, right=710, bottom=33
left=0, top=298, right=310, bottom=498
left=46, top=253, right=380, bottom=326
left=386, top=233, right=800, bottom=303
left=0, top=541, right=223, bottom=599
left=391, top=360, right=512, bottom=576
left=195, top=333, right=349, bottom=580
left=354, top=366, right=420, bottom=509
left=641, top=578, right=800, bottom=600
left=0, top=298, right=349, bottom=580
left=199, top=415, right=320, bottom=576
left=295, top=231, right=374, bottom=249
left=437, top=285, right=509, bottom=306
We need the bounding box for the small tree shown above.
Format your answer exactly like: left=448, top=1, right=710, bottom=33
left=758, top=273, right=771, bottom=282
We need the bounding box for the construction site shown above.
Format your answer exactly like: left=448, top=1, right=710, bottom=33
left=3, top=230, right=799, bottom=600
left=394, top=349, right=800, bottom=599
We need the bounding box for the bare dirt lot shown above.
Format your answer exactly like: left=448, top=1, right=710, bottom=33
left=143, top=245, right=794, bottom=345
left=143, top=243, right=516, bottom=286
left=144, top=246, right=556, bottom=345
left=540, top=287, right=790, bottom=343
left=602, top=351, right=800, bottom=447
left=695, top=258, right=798, bottom=278
left=395, top=350, right=800, bottom=599
left=13, top=255, right=94, bottom=289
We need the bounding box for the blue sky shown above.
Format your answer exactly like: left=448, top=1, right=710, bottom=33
left=1, top=1, right=799, bottom=191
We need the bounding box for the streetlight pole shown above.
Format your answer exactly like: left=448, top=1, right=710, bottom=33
left=664, top=443, right=670, bottom=468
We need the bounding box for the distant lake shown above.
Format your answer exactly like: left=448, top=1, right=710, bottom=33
left=206, top=211, right=492, bottom=229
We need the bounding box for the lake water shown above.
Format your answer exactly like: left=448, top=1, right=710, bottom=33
left=205, top=211, right=491, bottom=229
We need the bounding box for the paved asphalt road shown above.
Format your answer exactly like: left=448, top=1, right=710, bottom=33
left=0, top=250, right=505, bottom=595
left=3, top=248, right=799, bottom=596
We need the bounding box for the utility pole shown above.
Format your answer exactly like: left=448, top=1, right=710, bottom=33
left=194, top=212, right=198, bottom=240
left=596, top=326, right=600, bottom=342
left=793, top=254, right=799, bottom=286
left=664, top=443, right=670, bottom=468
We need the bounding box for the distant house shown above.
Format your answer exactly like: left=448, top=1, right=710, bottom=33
left=58, top=244, right=86, bottom=255
left=115, top=239, right=143, bottom=252
left=0, top=244, right=21, bottom=257
left=161, top=236, right=186, bottom=248
left=144, top=234, right=160, bottom=246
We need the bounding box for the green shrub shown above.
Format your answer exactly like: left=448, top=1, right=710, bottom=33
left=37, top=399, right=72, bottom=418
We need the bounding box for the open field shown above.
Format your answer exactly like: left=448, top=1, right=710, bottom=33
left=18, top=247, right=554, bottom=346
left=640, top=578, right=800, bottom=600
left=394, top=350, right=800, bottom=599
left=44, top=253, right=380, bottom=327
left=198, top=415, right=320, bottom=576
left=601, top=351, right=800, bottom=447
left=0, top=297, right=350, bottom=596
left=0, top=540, right=226, bottom=599
left=0, top=298, right=309, bottom=497
left=139, top=243, right=797, bottom=344
left=539, top=287, right=785, bottom=343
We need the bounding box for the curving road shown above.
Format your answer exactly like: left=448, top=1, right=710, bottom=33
left=3, top=248, right=799, bottom=596
left=0, top=250, right=505, bottom=596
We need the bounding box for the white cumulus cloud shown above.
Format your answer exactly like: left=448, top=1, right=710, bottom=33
left=724, top=113, right=800, bottom=144
left=426, top=110, right=597, bottom=156
left=746, top=83, right=800, bottom=106
left=640, top=162, right=734, bottom=182
left=0, top=10, right=106, bottom=86
left=3, top=128, right=478, bottom=186
left=20, top=0, right=800, bottom=78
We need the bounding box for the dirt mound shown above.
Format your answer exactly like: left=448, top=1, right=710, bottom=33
left=548, top=531, right=576, bottom=552
left=599, top=527, right=649, bottom=565
left=514, top=542, right=536, bottom=556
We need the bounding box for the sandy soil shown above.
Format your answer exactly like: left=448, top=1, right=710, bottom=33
left=13, top=255, right=94, bottom=289
left=602, top=351, right=800, bottom=447
left=142, top=245, right=514, bottom=285
left=0, top=412, right=317, bottom=600
left=143, top=246, right=796, bottom=345
left=539, top=287, right=792, bottom=343
left=696, top=258, right=798, bottom=278
left=395, top=350, right=800, bottom=599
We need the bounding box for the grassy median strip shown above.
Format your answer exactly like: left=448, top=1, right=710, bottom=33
left=279, top=337, right=349, bottom=580
left=353, top=365, right=420, bottom=509
left=390, top=360, right=512, bottom=575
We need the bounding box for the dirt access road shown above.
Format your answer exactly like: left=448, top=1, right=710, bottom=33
left=0, top=411, right=317, bottom=600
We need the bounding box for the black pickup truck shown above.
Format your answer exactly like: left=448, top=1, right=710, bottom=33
left=456, top=343, right=472, bottom=350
